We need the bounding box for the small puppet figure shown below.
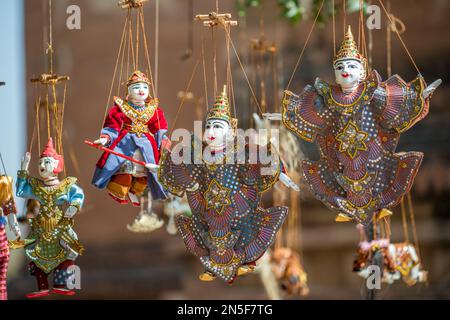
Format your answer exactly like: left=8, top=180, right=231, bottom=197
left=271, top=247, right=309, bottom=297
left=0, top=175, right=22, bottom=300
left=352, top=239, right=397, bottom=283
left=91, top=70, right=170, bottom=206
left=389, top=242, right=427, bottom=286
left=159, top=86, right=293, bottom=283
left=15, top=138, right=84, bottom=298
left=353, top=239, right=427, bottom=286
left=265, top=26, right=441, bottom=224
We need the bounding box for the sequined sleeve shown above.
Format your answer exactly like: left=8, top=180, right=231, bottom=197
left=375, top=75, right=429, bottom=133
left=282, top=85, right=328, bottom=143
left=158, top=141, right=200, bottom=197
left=68, top=183, right=85, bottom=210
left=1, top=198, right=17, bottom=215
left=16, top=170, right=37, bottom=200
left=238, top=143, right=281, bottom=193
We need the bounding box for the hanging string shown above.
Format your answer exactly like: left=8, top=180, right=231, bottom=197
left=286, top=0, right=324, bottom=91
left=400, top=196, right=410, bottom=243
left=117, top=12, right=129, bottom=96
left=136, top=7, right=140, bottom=69
left=358, top=0, right=362, bottom=51
left=378, top=0, right=421, bottom=74
left=101, top=13, right=129, bottom=134
left=272, top=47, right=280, bottom=113
left=386, top=0, right=392, bottom=77
left=138, top=8, right=161, bottom=132
left=28, top=95, right=40, bottom=154
left=201, top=28, right=209, bottom=111
left=139, top=8, right=157, bottom=100
left=212, top=28, right=218, bottom=97
left=332, top=0, right=336, bottom=56
left=384, top=216, right=391, bottom=239
left=343, top=0, right=347, bottom=34
left=407, top=193, right=422, bottom=262
left=367, top=0, right=373, bottom=70
left=45, top=93, right=51, bottom=140
left=51, top=84, right=60, bottom=152
left=59, top=82, right=67, bottom=158
left=154, top=0, right=160, bottom=96
left=168, top=59, right=201, bottom=137
left=249, top=42, right=257, bottom=123
left=223, top=27, right=264, bottom=116
left=48, top=0, right=53, bottom=74
left=128, top=11, right=136, bottom=71
left=126, top=10, right=132, bottom=78
left=29, top=83, right=41, bottom=154
left=225, top=24, right=237, bottom=118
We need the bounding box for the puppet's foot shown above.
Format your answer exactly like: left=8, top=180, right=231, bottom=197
left=51, top=288, right=76, bottom=296
left=25, top=290, right=50, bottom=299
left=375, top=208, right=393, bottom=221
left=237, top=264, right=256, bottom=276
left=128, top=192, right=141, bottom=207
left=107, top=191, right=129, bottom=205
left=199, top=271, right=216, bottom=282
left=335, top=213, right=353, bottom=222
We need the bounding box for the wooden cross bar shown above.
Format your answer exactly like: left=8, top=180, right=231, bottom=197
left=30, top=73, right=70, bottom=86
left=195, top=12, right=238, bottom=28
left=118, top=0, right=148, bottom=9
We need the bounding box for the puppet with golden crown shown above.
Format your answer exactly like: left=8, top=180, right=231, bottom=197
left=158, top=86, right=292, bottom=283
left=92, top=71, right=170, bottom=206
left=0, top=175, right=22, bottom=300
left=15, top=138, right=84, bottom=298
left=265, top=26, right=441, bottom=224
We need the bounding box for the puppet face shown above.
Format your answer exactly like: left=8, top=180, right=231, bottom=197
left=204, top=119, right=234, bottom=150
left=334, top=59, right=365, bottom=90
left=38, top=156, right=59, bottom=179
left=128, top=82, right=150, bottom=103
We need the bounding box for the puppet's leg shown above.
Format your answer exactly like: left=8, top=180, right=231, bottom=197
left=52, top=260, right=76, bottom=296
left=129, top=177, right=148, bottom=206
left=107, top=174, right=132, bottom=204
left=0, top=250, right=9, bottom=300
left=26, top=262, right=50, bottom=298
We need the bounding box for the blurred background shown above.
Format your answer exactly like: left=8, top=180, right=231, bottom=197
left=0, top=0, right=449, bottom=299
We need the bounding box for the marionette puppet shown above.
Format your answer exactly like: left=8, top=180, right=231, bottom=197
left=0, top=174, right=22, bottom=300
left=271, top=247, right=309, bottom=297
left=158, top=87, right=294, bottom=283
left=265, top=26, right=442, bottom=225
left=353, top=239, right=427, bottom=286
left=90, top=71, right=170, bottom=208
left=14, top=138, right=84, bottom=298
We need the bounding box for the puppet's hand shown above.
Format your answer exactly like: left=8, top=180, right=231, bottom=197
left=279, top=173, right=300, bottom=192
left=94, top=136, right=109, bottom=146
left=8, top=214, right=22, bottom=239
left=423, top=79, right=442, bottom=99
left=64, top=205, right=78, bottom=218
left=21, top=152, right=31, bottom=171
left=263, top=113, right=282, bottom=121
left=186, top=183, right=199, bottom=192
left=145, top=163, right=159, bottom=173
left=160, top=138, right=172, bottom=151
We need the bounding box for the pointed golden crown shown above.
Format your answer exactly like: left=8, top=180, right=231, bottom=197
left=125, top=70, right=151, bottom=87
left=206, top=85, right=237, bottom=128
left=333, top=26, right=366, bottom=65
